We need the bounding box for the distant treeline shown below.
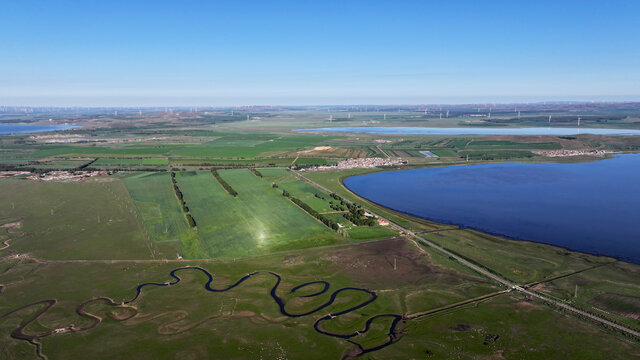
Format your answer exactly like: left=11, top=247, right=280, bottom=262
left=282, top=190, right=339, bottom=231
left=170, top=163, right=278, bottom=169
left=211, top=170, right=238, bottom=197
left=171, top=172, right=197, bottom=227
left=84, top=167, right=164, bottom=172
left=76, top=158, right=98, bottom=170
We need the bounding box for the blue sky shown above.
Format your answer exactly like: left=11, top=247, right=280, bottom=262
left=1, top=0, right=639, bottom=106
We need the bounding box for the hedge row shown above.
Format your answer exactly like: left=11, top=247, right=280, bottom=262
left=171, top=172, right=197, bottom=228
left=211, top=170, right=238, bottom=196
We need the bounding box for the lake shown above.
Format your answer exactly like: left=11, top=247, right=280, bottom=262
left=299, top=126, right=640, bottom=136
left=344, top=154, right=640, bottom=264
left=0, top=124, right=79, bottom=135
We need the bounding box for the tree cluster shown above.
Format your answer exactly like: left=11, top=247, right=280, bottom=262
left=328, top=193, right=375, bottom=226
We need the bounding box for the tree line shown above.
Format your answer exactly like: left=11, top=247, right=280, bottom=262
left=211, top=170, right=238, bottom=196
left=171, top=172, right=197, bottom=227
left=282, top=189, right=340, bottom=230
left=250, top=168, right=263, bottom=178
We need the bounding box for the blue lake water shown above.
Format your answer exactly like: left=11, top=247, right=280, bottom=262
left=344, top=154, right=640, bottom=264
left=0, top=124, right=79, bottom=135
left=299, top=126, right=640, bottom=136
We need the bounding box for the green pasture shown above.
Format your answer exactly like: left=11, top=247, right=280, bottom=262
left=95, top=157, right=168, bottom=165
left=467, top=140, right=562, bottom=149
left=422, top=229, right=614, bottom=284
left=2, top=239, right=635, bottom=360
left=533, top=261, right=640, bottom=330
left=1, top=134, right=332, bottom=161
left=428, top=149, right=459, bottom=157
left=0, top=178, right=162, bottom=260
left=459, top=149, right=536, bottom=160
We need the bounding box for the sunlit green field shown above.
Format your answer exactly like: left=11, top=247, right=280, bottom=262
left=175, top=170, right=342, bottom=259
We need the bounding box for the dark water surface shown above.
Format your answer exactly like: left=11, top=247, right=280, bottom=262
left=299, top=126, right=640, bottom=136
left=344, top=154, right=640, bottom=263
left=0, top=124, right=78, bottom=134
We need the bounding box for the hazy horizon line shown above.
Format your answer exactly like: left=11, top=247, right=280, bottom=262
left=1, top=97, right=639, bottom=109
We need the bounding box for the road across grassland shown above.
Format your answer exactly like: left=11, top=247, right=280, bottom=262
left=292, top=170, right=640, bottom=339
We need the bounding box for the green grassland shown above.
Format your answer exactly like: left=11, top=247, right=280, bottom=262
left=174, top=169, right=342, bottom=259
left=0, top=133, right=332, bottom=162
left=531, top=261, right=640, bottom=330
left=0, top=178, right=163, bottom=260
left=428, top=149, right=459, bottom=157
left=421, top=229, right=615, bottom=284
left=466, top=140, right=563, bottom=149
left=94, top=157, right=169, bottom=165
left=3, top=238, right=637, bottom=360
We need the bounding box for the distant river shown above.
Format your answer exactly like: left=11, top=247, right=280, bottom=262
left=344, top=154, right=640, bottom=264
left=0, top=124, right=79, bottom=135
left=298, top=126, right=640, bottom=136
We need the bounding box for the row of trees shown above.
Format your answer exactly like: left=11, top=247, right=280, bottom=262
left=171, top=172, right=197, bottom=227
left=211, top=170, right=238, bottom=196
left=250, top=168, right=263, bottom=178
left=282, top=190, right=340, bottom=231
left=76, top=158, right=98, bottom=170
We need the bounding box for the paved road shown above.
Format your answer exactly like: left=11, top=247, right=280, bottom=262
left=292, top=170, right=640, bottom=339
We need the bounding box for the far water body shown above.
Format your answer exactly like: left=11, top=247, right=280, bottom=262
left=344, top=154, right=640, bottom=264
left=0, top=124, right=79, bottom=135
left=298, top=126, right=640, bottom=136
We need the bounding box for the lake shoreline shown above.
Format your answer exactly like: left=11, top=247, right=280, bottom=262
left=0, top=124, right=80, bottom=135
left=341, top=156, right=640, bottom=265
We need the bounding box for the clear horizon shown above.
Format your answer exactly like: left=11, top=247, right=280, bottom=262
left=2, top=1, right=639, bottom=106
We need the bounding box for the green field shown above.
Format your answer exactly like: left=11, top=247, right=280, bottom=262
left=175, top=170, right=342, bottom=259
left=531, top=261, right=640, bottom=330
left=0, top=178, right=159, bottom=260
left=124, top=172, right=204, bottom=259
left=94, top=157, right=169, bottom=165
left=467, top=140, right=563, bottom=149
left=429, top=149, right=459, bottom=157
left=421, top=229, right=615, bottom=284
